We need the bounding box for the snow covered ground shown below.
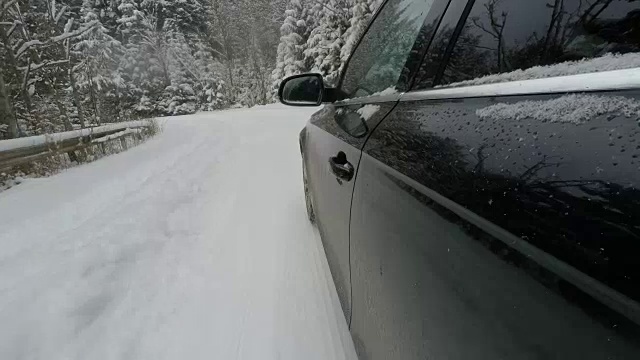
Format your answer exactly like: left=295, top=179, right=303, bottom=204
left=0, top=105, right=357, bottom=360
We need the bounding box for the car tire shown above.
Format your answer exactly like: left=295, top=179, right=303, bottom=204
left=302, top=160, right=316, bottom=224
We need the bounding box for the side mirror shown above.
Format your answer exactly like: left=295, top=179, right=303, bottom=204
left=278, top=74, right=325, bottom=107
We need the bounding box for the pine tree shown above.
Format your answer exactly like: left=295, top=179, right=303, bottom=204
left=73, top=0, right=124, bottom=124
left=340, top=0, right=382, bottom=66
left=114, top=0, right=145, bottom=118
left=192, top=41, right=225, bottom=110
left=304, top=0, right=350, bottom=85
left=271, top=0, right=308, bottom=92
left=117, top=0, right=143, bottom=42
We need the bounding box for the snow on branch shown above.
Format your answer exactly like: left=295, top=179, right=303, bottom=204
left=18, top=59, right=68, bottom=72
left=63, top=18, right=73, bottom=33
left=6, top=20, right=20, bottom=36
left=50, top=19, right=98, bottom=43
left=116, top=15, right=138, bottom=25
left=53, top=5, right=67, bottom=25
left=15, top=39, right=43, bottom=58
left=1, top=0, right=17, bottom=13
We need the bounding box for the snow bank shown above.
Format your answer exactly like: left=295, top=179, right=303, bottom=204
left=0, top=120, right=150, bottom=153
left=446, top=53, right=640, bottom=88
left=476, top=94, right=640, bottom=124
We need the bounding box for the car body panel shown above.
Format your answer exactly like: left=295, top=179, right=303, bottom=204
left=303, top=101, right=398, bottom=321
left=348, top=88, right=640, bottom=359
left=295, top=0, right=640, bottom=358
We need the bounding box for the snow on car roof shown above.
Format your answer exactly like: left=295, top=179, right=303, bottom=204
left=443, top=52, right=640, bottom=89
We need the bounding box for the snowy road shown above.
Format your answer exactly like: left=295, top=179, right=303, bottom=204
left=0, top=105, right=357, bottom=360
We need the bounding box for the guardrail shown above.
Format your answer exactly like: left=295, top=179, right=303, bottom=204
left=0, top=120, right=154, bottom=173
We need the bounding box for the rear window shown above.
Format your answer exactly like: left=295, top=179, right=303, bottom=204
left=414, top=0, right=640, bottom=89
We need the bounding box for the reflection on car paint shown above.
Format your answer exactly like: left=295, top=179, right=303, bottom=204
left=350, top=90, right=640, bottom=358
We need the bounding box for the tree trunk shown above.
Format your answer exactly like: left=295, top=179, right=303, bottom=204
left=69, top=70, right=86, bottom=128
left=49, top=82, right=73, bottom=131
left=94, top=90, right=102, bottom=125
left=0, top=25, right=35, bottom=117
left=87, top=74, right=101, bottom=125
left=66, top=39, right=86, bottom=129
left=0, top=72, right=18, bottom=138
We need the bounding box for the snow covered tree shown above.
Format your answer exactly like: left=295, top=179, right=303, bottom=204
left=271, top=0, right=384, bottom=95
left=117, top=0, right=143, bottom=41
left=72, top=0, right=124, bottom=125
left=0, top=0, right=401, bottom=137
left=340, top=0, right=383, bottom=66
left=122, top=3, right=226, bottom=116
left=304, top=0, right=350, bottom=85
left=271, top=0, right=309, bottom=92
left=230, top=0, right=284, bottom=106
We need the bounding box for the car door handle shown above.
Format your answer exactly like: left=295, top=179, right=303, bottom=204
left=329, top=151, right=354, bottom=182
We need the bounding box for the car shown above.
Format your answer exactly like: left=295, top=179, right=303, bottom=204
left=278, top=0, right=640, bottom=359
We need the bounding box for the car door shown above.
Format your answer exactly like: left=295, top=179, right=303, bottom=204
left=303, top=0, right=450, bottom=323
left=349, top=0, right=640, bottom=359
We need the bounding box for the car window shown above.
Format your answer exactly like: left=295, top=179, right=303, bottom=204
left=413, top=0, right=640, bottom=90
left=339, top=0, right=443, bottom=99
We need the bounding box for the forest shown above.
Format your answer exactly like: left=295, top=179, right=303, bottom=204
left=0, top=0, right=383, bottom=139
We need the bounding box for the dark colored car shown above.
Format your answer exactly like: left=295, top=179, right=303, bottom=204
left=279, top=0, right=640, bottom=358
